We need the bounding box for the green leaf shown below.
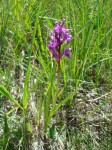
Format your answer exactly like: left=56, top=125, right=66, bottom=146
left=0, top=84, right=23, bottom=109
left=49, top=91, right=76, bottom=118
left=22, top=63, right=31, bottom=110
left=49, top=124, right=55, bottom=139
left=3, top=114, right=9, bottom=150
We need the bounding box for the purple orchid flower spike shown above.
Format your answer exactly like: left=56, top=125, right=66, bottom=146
left=48, top=20, right=72, bottom=82
left=48, top=20, right=72, bottom=61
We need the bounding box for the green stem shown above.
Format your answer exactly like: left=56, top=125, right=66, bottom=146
left=57, top=60, right=60, bottom=84
left=57, top=43, right=61, bottom=84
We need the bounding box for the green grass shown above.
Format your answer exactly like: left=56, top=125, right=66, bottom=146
left=0, top=0, right=112, bottom=149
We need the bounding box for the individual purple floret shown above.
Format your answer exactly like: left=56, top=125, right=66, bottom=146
left=48, top=20, right=72, bottom=62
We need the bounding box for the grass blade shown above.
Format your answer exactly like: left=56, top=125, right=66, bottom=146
left=22, top=63, right=31, bottom=110
left=3, top=114, right=9, bottom=150
left=49, top=91, right=76, bottom=118
left=0, top=84, right=23, bottom=109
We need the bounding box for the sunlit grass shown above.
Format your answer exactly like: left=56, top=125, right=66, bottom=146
left=0, top=0, right=112, bottom=149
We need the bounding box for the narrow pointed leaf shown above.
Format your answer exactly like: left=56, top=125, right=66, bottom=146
left=0, top=84, right=23, bottom=109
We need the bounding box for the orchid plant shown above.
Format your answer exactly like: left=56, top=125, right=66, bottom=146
left=48, top=20, right=72, bottom=82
